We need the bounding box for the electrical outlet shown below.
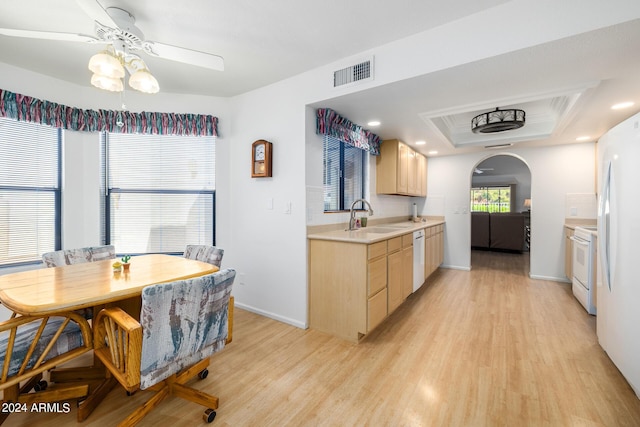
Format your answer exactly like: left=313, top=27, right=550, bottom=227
left=284, top=202, right=292, bottom=214
left=571, top=207, right=578, bottom=216
left=239, top=273, right=246, bottom=285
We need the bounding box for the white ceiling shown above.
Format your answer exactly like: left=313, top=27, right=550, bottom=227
left=1, top=1, right=640, bottom=157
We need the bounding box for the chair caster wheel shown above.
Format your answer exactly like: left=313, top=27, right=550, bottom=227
left=34, top=380, right=48, bottom=391
left=203, top=409, right=216, bottom=423
left=198, top=369, right=209, bottom=380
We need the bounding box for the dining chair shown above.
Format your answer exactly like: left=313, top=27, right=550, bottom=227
left=0, top=311, right=92, bottom=424
left=41, top=245, right=116, bottom=268
left=182, top=245, right=233, bottom=343
left=93, top=269, right=235, bottom=426
left=183, top=244, right=224, bottom=267
left=41, top=245, right=116, bottom=319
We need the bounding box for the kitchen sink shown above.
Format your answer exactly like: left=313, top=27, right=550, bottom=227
left=384, top=223, right=414, bottom=229
left=359, top=227, right=400, bottom=234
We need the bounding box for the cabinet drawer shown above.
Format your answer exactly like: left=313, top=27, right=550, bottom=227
left=388, top=236, right=402, bottom=253
left=368, top=256, right=387, bottom=297
left=368, top=241, right=387, bottom=260
left=367, top=288, right=388, bottom=332
left=402, top=233, right=413, bottom=248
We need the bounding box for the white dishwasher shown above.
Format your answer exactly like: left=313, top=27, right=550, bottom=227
left=413, top=229, right=426, bottom=292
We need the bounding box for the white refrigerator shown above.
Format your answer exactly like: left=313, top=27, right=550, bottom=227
left=597, top=111, right=640, bottom=398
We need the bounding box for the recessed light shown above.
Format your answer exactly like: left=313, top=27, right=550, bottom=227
left=428, top=150, right=438, bottom=155
left=576, top=136, right=591, bottom=141
left=367, top=120, right=381, bottom=126
left=415, top=140, right=426, bottom=145
left=611, top=101, right=634, bottom=110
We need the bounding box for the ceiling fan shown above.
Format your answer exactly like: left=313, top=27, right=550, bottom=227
left=0, top=0, right=224, bottom=93
left=474, top=168, right=494, bottom=174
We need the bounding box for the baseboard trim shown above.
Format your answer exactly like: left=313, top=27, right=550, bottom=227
left=529, top=274, right=571, bottom=283
left=441, top=264, right=471, bottom=272
left=235, top=302, right=307, bottom=329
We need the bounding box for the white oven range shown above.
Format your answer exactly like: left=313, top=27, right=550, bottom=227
left=571, top=226, right=597, bottom=315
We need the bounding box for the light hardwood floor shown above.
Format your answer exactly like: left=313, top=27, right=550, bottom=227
left=11, top=250, right=640, bottom=426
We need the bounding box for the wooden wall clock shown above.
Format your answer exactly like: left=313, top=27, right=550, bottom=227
left=251, top=139, right=273, bottom=178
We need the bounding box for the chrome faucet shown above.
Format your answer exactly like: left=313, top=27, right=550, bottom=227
left=348, top=199, right=374, bottom=230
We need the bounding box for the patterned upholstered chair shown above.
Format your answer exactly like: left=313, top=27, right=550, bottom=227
left=183, top=244, right=224, bottom=268
left=41, top=245, right=116, bottom=319
left=42, top=245, right=116, bottom=268
left=93, top=269, right=235, bottom=425
left=0, top=312, right=92, bottom=424
left=183, top=245, right=233, bottom=342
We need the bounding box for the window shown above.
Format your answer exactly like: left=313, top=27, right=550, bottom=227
left=0, top=118, right=61, bottom=266
left=323, top=135, right=366, bottom=212
left=102, top=133, right=215, bottom=254
left=470, top=186, right=511, bottom=212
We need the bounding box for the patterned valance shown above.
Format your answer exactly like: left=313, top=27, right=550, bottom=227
left=316, top=108, right=381, bottom=155
left=0, top=89, right=218, bottom=136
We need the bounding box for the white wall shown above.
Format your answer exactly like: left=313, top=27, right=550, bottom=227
left=427, top=143, right=596, bottom=280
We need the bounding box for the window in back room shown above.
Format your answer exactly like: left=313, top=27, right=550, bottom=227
left=470, top=186, right=511, bottom=213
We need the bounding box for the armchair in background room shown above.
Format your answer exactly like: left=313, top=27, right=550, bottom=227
left=0, top=311, right=92, bottom=424
left=93, top=269, right=235, bottom=426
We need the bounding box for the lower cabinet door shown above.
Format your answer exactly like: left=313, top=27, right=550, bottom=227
left=367, top=288, right=388, bottom=332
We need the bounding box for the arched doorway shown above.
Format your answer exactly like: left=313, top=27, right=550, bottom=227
left=469, top=154, right=532, bottom=270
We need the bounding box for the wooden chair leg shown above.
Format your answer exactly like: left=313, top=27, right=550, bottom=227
left=77, top=377, right=117, bottom=422
left=118, top=385, right=170, bottom=427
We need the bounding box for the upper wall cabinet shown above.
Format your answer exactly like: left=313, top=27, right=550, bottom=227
left=376, top=139, right=427, bottom=197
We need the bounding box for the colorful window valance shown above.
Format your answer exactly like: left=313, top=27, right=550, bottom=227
left=316, top=108, right=381, bottom=156
left=0, top=89, right=218, bottom=136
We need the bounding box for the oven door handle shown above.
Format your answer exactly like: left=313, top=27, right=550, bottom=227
left=570, top=236, right=589, bottom=246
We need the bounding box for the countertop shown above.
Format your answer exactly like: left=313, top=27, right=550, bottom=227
left=307, top=219, right=445, bottom=244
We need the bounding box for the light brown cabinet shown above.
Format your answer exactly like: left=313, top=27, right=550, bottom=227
left=308, top=232, right=413, bottom=343
left=376, top=139, right=427, bottom=196
left=425, top=224, right=444, bottom=280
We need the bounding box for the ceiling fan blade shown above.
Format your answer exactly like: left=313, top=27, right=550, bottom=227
left=76, top=0, right=118, bottom=28
left=144, top=41, right=224, bottom=71
left=0, top=28, right=100, bottom=43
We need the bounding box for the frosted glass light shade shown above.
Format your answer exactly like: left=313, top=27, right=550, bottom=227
left=88, top=51, right=125, bottom=78
left=129, top=69, right=159, bottom=94
left=91, top=73, right=124, bottom=92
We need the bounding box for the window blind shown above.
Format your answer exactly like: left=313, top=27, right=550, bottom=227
left=0, top=117, right=60, bottom=266
left=102, top=133, right=215, bottom=254
left=323, top=135, right=365, bottom=212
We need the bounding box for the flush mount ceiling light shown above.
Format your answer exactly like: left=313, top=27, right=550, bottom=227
left=471, top=107, right=526, bottom=134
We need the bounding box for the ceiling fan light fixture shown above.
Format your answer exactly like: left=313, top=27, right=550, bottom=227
left=90, top=73, right=123, bottom=92
left=88, top=50, right=125, bottom=79
left=471, top=107, right=526, bottom=134
left=129, top=69, right=159, bottom=94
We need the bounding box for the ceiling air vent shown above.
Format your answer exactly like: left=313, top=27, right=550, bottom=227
left=333, top=56, right=374, bottom=88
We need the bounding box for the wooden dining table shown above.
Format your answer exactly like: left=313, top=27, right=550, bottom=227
left=0, top=254, right=220, bottom=421
left=0, top=254, right=219, bottom=316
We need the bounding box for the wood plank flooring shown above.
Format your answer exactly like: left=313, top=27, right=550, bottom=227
left=10, top=250, right=640, bottom=426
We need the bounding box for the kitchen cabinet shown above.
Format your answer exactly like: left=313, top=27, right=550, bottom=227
left=387, top=237, right=404, bottom=314
left=308, top=232, right=413, bottom=343
left=376, top=139, right=427, bottom=196
left=417, top=154, right=427, bottom=197
left=425, top=224, right=444, bottom=280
